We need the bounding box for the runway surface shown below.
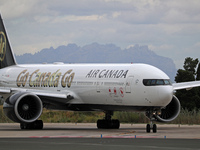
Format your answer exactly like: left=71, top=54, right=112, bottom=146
left=0, top=138, right=200, bottom=150
left=0, top=123, right=200, bottom=149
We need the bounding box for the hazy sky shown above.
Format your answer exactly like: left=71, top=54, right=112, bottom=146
left=0, top=0, right=200, bottom=69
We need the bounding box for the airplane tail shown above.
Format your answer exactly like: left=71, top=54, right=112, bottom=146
left=0, top=14, right=16, bottom=69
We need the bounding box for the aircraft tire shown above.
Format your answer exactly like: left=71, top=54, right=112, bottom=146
left=97, top=119, right=120, bottom=129
left=33, top=120, right=43, bottom=129
left=146, top=124, right=150, bottom=133
left=153, top=124, right=157, bottom=133
left=20, top=120, right=43, bottom=130
left=112, top=119, right=120, bottom=129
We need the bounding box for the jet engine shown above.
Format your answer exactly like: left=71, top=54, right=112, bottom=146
left=154, top=95, right=181, bottom=122
left=3, top=92, right=43, bottom=123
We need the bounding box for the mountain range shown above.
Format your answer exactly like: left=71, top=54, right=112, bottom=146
left=15, top=43, right=177, bottom=81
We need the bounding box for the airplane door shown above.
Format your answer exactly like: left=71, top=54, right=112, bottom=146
left=125, top=76, right=134, bottom=93
left=96, top=81, right=100, bottom=93
left=96, top=81, right=103, bottom=93
left=57, top=84, right=61, bottom=92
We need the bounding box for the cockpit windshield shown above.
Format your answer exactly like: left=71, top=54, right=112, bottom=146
left=143, top=79, right=172, bottom=86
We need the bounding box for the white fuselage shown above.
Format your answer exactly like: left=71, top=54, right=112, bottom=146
left=0, top=63, right=173, bottom=111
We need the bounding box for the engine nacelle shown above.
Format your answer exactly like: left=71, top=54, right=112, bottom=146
left=154, top=95, right=181, bottom=122
left=3, top=92, right=43, bottom=123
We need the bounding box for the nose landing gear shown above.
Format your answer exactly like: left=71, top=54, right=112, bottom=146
left=146, top=121, right=157, bottom=133
left=146, top=109, right=158, bottom=133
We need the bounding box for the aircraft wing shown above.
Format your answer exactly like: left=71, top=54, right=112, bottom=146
left=0, top=87, right=75, bottom=102
left=172, top=81, right=200, bottom=91
left=0, top=88, right=11, bottom=93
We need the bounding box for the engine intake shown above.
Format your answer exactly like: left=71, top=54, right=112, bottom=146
left=3, top=92, right=43, bottom=123
left=154, top=95, right=181, bottom=122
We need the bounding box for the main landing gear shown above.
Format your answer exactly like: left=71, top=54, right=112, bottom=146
left=20, top=120, right=43, bottom=130
left=97, top=111, right=120, bottom=129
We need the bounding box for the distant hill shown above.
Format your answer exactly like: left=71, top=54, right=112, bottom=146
left=16, top=43, right=177, bottom=80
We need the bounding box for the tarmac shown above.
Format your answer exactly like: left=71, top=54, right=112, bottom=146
left=0, top=123, right=200, bottom=150
left=0, top=123, right=200, bottom=139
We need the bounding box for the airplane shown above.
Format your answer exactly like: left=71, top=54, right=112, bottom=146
left=0, top=14, right=200, bottom=133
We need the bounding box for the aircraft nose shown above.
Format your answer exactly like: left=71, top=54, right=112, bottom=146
left=159, top=86, right=173, bottom=106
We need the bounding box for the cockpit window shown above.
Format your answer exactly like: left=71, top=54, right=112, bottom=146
left=164, top=80, right=170, bottom=85
left=156, top=79, right=164, bottom=85
left=151, top=80, right=156, bottom=85
left=143, top=79, right=171, bottom=86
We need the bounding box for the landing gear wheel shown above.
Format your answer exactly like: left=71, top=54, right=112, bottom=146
left=97, top=111, right=120, bottom=129
left=146, top=123, right=157, bottom=133
left=97, top=119, right=120, bottom=129
left=153, top=124, right=157, bottom=133
left=20, top=120, right=43, bottom=130
left=112, top=119, right=120, bottom=129
left=33, top=120, right=43, bottom=129
left=146, top=124, right=150, bottom=133
left=20, top=123, right=28, bottom=129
